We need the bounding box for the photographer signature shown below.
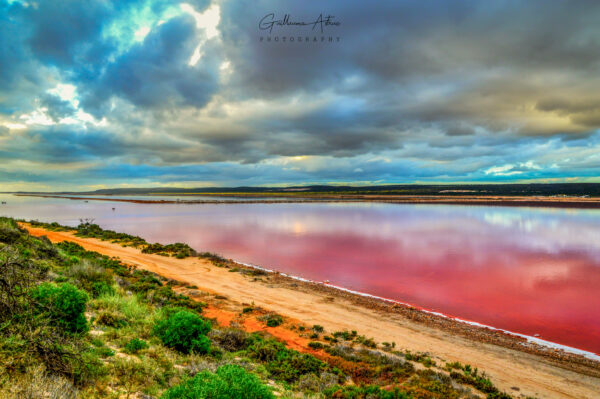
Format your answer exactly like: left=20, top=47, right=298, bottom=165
left=259, top=13, right=340, bottom=34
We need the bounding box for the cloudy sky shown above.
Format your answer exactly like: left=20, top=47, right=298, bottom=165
left=1, top=0, right=600, bottom=191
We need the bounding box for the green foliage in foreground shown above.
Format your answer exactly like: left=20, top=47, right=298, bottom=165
left=31, top=282, right=89, bottom=334
left=161, top=364, right=274, bottom=399
left=154, top=310, right=212, bottom=354
left=0, top=218, right=101, bottom=385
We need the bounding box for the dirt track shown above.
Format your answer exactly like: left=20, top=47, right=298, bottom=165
left=23, top=225, right=600, bottom=399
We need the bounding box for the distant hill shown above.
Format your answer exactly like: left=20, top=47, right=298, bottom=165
left=11, top=183, right=600, bottom=197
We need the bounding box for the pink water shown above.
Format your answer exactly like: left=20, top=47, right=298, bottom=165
left=2, top=195, right=599, bottom=355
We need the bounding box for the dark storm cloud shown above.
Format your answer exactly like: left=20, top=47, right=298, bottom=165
left=220, top=1, right=600, bottom=88
left=0, top=2, right=49, bottom=115
left=80, top=14, right=219, bottom=114
left=1, top=0, right=600, bottom=188
left=22, top=0, right=115, bottom=67
left=218, top=0, right=600, bottom=137
left=39, top=94, right=77, bottom=122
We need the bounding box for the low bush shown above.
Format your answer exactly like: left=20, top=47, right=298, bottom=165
left=324, top=384, right=410, bottom=398
left=91, top=281, right=115, bottom=297
left=324, top=335, right=338, bottom=343
left=308, top=341, right=324, bottom=349
left=142, top=242, right=196, bottom=258
left=65, top=260, right=113, bottom=297
left=381, top=341, right=395, bottom=351
left=0, top=365, right=77, bottom=399
left=93, top=346, right=115, bottom=358
left=247, top=336, right=327, bottom=383
left=96, top=310, right=128, bottom=328
left=449, top=366, right=512, bottom=398
left=30, top=282, right=89, bottom=334
left=333, top=330, right=357, bottom=341
left=260, top=313, right=283, bottom=327
left=161, top=364, right=274, bottom=399
left=210, top=328, right=249, bottom=352
left=154, top=310, right=211, bottom=354
left=198, top=252, right=228, bottom=267
left=356, top=335, right=377, bottom=348
left=0, top=225, right=22, bottom=244
left=124, top=338, right=149, bottom=354
left=75, top=223, right=146, bottom=248
left=298, top=372, right=339, bottom=393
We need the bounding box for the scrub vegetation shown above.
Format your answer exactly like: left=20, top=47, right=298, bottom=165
left=2, top=217, right=515, bottom=398
left=30, top=220, right=197, bottom=259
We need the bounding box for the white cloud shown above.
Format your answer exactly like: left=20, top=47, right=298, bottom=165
left=47, top=83, right=79, bottom=107
left=181, top=2, right=220, bottom=66
left=134, top=26, right=151, bottom=41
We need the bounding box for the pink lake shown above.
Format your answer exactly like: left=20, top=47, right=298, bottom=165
left=2, top=194, right=599, bottom=355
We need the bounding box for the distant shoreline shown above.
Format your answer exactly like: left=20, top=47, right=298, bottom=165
left=14, top=193, right=600, bottom=209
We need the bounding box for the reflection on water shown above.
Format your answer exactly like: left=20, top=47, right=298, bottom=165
left=1, top=194, right=599, bottom=353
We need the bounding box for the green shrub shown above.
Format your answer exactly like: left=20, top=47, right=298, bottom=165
left=91, top=281, right=115, bottom=297
left=308, top=341, right=324, bottom=349
left=211, top=328, right=249, bottom=352
left=96, top=310, right=128, bottom=328
left=154, top=310, right=211, bottom=354
left=0, top=223, right=22, bottom=244
left=142, top=242, right=196, bottom=258
left=161, top=364, right=274, bottom=399
left=333, top=330, right=357, bottom=341
left=313, top=325, right=324, bottom=333
left=449, top=366, right=511, bottom=398
left=94, top=346, right=115, bottom=358
left=267, top=350, right=325, bottom=382
left=72, top=349, right=108, bottom=385
left=65, top=260, right=113, bottom=296
left=324, top=384, right=410, bottom=398
left=260, top=313, right=283, bottom=327
left=30, top=282, right=89, bottom=334
left=247, top=336, right=326, bottom=383
left=356, top=335, right=377, bottom=348
left=124, top=338, right=149, bottom=354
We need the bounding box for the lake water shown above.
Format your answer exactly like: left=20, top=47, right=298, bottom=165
left=1, top=193, right=599, bottom=355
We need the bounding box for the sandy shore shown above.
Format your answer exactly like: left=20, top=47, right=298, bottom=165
left=15, top=193, right=600, bottom=208
left=23, top=224, right=600, bottom=399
